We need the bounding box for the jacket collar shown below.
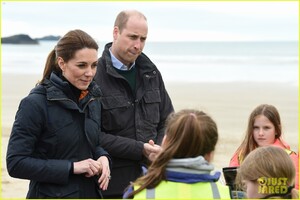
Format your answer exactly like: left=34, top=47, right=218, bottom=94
left=102, top=42, right=157, bottom=76
left=44, top=72, right=102, bottom=100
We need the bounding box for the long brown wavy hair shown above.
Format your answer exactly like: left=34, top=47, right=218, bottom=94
left=233, top=104, right=287, bottom=164
left=128, top=109, right=218, bottom=197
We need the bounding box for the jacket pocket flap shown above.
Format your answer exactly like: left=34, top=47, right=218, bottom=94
left=144, top=90, right=161, bottom=103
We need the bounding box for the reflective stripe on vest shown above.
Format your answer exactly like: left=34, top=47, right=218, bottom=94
left=134, top=181, right=230, bottom=199
left=210, top=182, right=221, bottom=199
left=146, top=188, right=155, bottom=198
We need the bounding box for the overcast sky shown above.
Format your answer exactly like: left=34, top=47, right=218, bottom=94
left=1, top=1, right=299, bottom=42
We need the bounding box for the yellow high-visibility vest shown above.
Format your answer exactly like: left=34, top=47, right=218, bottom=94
left=133, top=181, right=231, bottom=199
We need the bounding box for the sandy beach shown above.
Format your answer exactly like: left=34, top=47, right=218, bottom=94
left=1, top=73, right=298, bottom=198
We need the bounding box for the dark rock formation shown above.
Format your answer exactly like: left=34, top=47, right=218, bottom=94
left=36, top=35, right=61, bottom=41
left=2, top=34, right=39, bottom=44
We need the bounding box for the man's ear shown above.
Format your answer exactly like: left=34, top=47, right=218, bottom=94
left=113, top=26, right=119, bottom=40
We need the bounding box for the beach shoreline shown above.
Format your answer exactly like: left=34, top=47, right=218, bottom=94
left=1, top=73, right=298, bottom=198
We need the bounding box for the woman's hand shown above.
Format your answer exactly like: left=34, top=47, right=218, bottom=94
left=97, top=156, right=110, bottom=190
left=73, top=158, right=102, bottom=177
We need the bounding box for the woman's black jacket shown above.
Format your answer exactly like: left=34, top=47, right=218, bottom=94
left=6, top=72, right=110, bottom=198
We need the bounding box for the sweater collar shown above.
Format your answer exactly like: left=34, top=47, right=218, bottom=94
left=165, top=155, right=221, bottom=183
left=166, top=155, right=214, bottom=174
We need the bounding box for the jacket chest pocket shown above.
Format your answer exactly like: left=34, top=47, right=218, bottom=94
left=101, top=95, right=132, bottom=131
left=142, top=90, right=161, bottom=124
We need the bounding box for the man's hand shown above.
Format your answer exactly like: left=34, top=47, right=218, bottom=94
left=143, top=140, right=162, bottom=161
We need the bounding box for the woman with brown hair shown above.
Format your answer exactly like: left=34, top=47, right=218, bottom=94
left=6, top=29, right=111, bottom=198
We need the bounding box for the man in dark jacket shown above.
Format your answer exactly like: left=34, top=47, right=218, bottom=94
left=94, top=10, right=174, bottom=198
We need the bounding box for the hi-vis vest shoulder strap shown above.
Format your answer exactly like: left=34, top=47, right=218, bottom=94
left=133, top=181, right=230, bottom=199
left=284, top=148, right=294, bottom=155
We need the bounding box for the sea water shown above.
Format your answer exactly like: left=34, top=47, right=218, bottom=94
left=144, top=41, right=298, bottom=85
left=2, top=41, right=298, bottom=86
